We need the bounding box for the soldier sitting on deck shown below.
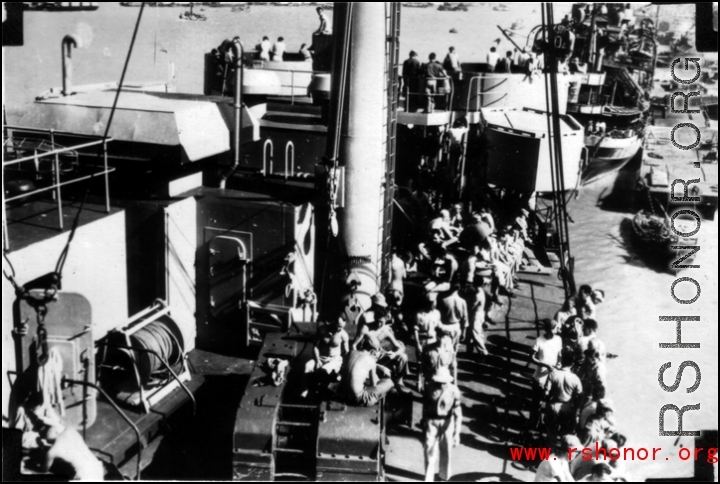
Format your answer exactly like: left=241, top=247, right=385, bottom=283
left=343, top=350, right=394, bottom=407
left=353, top=293, right=410, bottom=392
left=422, top=247, right=458, bottom=298
left=302, top=313, right=350, bottom=398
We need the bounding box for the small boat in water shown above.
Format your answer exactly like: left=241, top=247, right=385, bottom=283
left=438, top=3, right=468, bottom=12
left=632, top=210, right=675, bottom=249
left=556, top=4, right=657, bottom=184
left=178, top=3, right=207, bottom=21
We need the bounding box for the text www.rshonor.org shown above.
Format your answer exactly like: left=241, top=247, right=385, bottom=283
left=509, top=444, right=719, bottom=463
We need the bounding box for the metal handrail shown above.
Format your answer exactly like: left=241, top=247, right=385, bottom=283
left=4, top=167, right=116, bottom=203
left=3, top=127, right=115, bottom=251
left=248, top=66, right=331, bottom=104
left=402, top=75, right=453, bottom=113
left=263, top=139, right=274, bottom=175
left=465, top=74, right=511, bottom=113
left=2, top=137, right=112, bottom=167
left=284, top=142, right=295, bottom=179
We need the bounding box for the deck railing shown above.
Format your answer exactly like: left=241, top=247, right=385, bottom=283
left=401, top=75, right=455, bottom=113
left=248, top=65, right=330, bottom=104
left=3, top=126, right=115, bottom=251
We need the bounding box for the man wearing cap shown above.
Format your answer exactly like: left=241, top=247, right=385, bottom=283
left=530, top=319, right=563, bottom=427
left=437, top=281, right=468, bottom=352
left=545, top=347, right=583, bottom=443
left=422, top=366, right=463, bottom=482
left=415, top=293, right=441, bottom=392
left=422, top=333, right=456, bottom=389
left=353, top=293, right=409, bottom=390
left=344, top=350, right=395, bottom=407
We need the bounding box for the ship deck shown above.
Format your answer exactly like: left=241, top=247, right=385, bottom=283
left=74, top=248, right=565, bottom=481
left=384, top=256, right=565, bottom=481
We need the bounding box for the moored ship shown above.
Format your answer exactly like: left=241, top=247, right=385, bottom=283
left=561, top=3, right=656, bottom=184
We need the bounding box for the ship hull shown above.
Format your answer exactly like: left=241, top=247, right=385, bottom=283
left=582, top=134, right=642, bottom=185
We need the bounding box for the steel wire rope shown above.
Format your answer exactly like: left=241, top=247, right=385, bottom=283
left=54, top=3, right=147, bottom=286
left=318, top=3, right=354, bottom=312
left=541, top=3, right=570, bottom=298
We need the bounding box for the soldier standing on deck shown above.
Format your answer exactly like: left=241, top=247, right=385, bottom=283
left=422, top=366, right=462, bottom=482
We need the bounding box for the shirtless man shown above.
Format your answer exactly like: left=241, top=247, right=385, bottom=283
left=422, top=247, right=458, bottom=297
left=314, top=7, right=331, bottom=35
left=304, top=314, right=350, bottom=396
left=437, top=281, right=468, bottom=352
left=353, top=293, right=409, bottom=390
left=344, top=350, right=394, bottom=406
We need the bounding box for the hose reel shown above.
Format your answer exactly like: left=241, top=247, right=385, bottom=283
left=100, top=300, right=193, bottom=414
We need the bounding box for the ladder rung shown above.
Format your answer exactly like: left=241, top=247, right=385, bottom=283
left=274, top=473, right=310, bottom=480
left=278, top=404, right=317, bottom=409
left=275, top=448, right=305, bottom=454
left=277, top=421, right=312, bottom=427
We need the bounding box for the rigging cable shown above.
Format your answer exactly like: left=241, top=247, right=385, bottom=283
left=318, top=3, right=354, bottom=312
left=541, top=3, right=571, bottom=298
left=55, top=3, right=147, bottom=287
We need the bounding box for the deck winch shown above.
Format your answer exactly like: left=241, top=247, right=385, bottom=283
left=99, top=300, right=193, bottom=414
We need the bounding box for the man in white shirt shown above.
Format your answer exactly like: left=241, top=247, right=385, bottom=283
left=530, top=319, right=563, bottom=427
left=443, top=46, right=462, bottom=74
left=486, top=46, right=499, bottom=72
left=259, top=36, right=271, bottom=61
left=272, top=37, right=286, bottom=61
